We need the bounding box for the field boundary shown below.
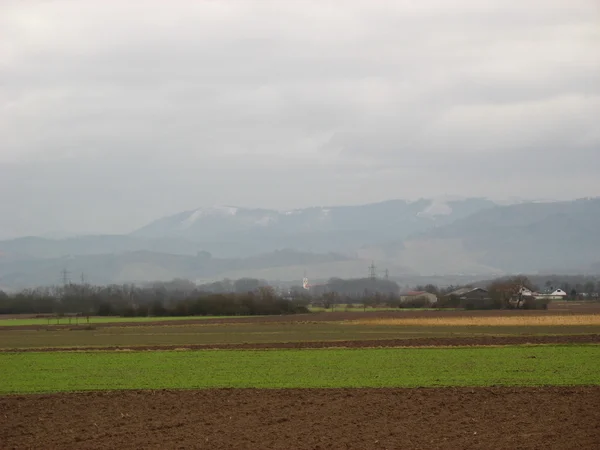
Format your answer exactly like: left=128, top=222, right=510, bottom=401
left=2, top=333, right=598, bottom=352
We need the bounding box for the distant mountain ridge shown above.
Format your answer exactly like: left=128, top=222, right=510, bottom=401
left=1, top=197, right=599, bottom=289
left=362, top=197, right=600, bottom=275
left=131, top=198, right=498, bottom=254
left=423, top=197, right=600, bottom=273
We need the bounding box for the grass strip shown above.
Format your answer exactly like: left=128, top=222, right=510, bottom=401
left=0, top=345, right=598, bottom=394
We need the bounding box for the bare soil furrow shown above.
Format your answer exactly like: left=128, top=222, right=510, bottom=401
left=1, top=387, right=598, bottom=449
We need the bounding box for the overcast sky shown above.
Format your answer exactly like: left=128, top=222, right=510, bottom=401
left=1, top=0, right=599, bottom=237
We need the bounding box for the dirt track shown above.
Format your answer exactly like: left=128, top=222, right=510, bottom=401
left=1, top=387, right=598, bottom=449
left=3, top=333, right=599, bottom=352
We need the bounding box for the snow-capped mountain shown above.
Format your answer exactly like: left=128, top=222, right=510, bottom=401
left=131, top=198, right=498, bottom=253
left=2, top=197, right=600, bottom=288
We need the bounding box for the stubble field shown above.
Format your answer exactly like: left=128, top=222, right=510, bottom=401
left=1, top=303, right=599, bottom=449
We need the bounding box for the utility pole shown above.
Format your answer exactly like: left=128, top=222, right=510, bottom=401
left=61, top=268, right=71, bottom=286
left=129, top=283, right=136, bottom=309
left=77, top=272, right=86, bottom=325
left=58, top=268, right=71, bottom=312
left=368, top=261, right=376, bottom=281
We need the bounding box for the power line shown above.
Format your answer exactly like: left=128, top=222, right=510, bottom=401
left=60, top=268, right=71, bottom=286
left=368, top=261, right=376, bottom=281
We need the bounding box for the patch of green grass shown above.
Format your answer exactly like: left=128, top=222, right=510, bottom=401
left=0, top=315, right=255, bottom=327
left=0, top=345, right=598, bottom=394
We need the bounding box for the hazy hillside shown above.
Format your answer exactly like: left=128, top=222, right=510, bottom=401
left=0, top=249, right=351, bottom=289
left=373, top=198, right=600, bottom=274
left=0, top=236, right=206, bottom=261
left=1, top=197, right=599, bottom=288
left=131, top=198, right=497, bottom=255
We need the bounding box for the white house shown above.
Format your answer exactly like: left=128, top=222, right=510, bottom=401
left=549, top=289, right=568, bottom=298
left=536, top=289, right=568, bottom=300
left=518, top=286, right=535, bottom=297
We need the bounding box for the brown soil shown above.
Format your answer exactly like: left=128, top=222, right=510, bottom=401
left=3, top=305, right=600, bottom=331
left=1, top=387, right=598, bottom=449
left=3, top=333, right=599, bottom=353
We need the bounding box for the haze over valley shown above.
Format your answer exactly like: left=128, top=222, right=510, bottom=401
left=1, top=196, right=599, bottom=289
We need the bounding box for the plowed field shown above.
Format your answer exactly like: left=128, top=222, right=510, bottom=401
left=1, top=387, right=599, bottom=449
left=4, top=333, right=599, bottom=352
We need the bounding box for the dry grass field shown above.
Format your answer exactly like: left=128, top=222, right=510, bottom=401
left=352, top=313, right=600, bottom=327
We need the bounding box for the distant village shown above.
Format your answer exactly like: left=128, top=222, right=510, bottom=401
left=1, top=271, right=599, bottom=317
left=297, top=273, right=599, bottom=310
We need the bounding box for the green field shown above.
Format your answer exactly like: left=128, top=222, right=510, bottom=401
left=1, top=323, right=598, bottom=350
left=0, top=345, right=598, bottom=394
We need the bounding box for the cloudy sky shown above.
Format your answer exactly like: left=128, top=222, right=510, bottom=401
left=1, top=0, right=599, bottom=237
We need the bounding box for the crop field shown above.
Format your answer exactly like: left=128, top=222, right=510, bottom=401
left=353, top=313, right=600, bottom=326
left=1, top=345, right=598, bottom=394
left=1, top=321, right=599, bottom=350
left=1, top=306, right=599, bottom=449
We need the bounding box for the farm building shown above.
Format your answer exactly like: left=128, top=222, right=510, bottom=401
left=508, top=285, right=540, bottom=308
left=536, top=289, right=568, bottom=300
left=518, top=286, right=537, bottom=297
left=399, top=291, right=437, bottom=305
left=445, top=287, right=493, bottom=308
left=446, top=287, right=490, bottom=301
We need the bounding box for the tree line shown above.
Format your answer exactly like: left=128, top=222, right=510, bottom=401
left=2, top=273, right=597, bottom=317
left=0, top=281, right=308, bottom=317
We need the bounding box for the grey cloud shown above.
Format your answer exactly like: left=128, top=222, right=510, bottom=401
left=0, top=0, right=599, bottom=236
